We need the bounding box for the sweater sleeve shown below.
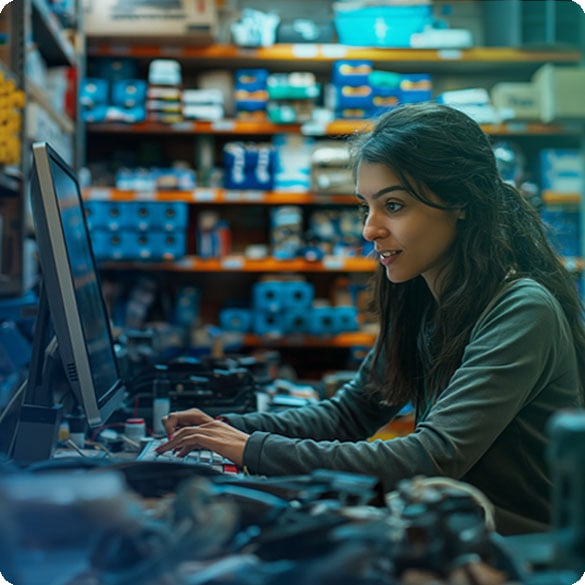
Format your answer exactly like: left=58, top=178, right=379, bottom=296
left=238, top=281, right=575, bottom=491
left=225, top=349, right=401, bottom=441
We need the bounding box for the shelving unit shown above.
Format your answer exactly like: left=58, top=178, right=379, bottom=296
left=82, top=1, right=585, bottom=379
left=0, top=0, right=83, bottom=297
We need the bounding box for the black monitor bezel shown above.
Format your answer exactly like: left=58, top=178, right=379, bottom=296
left=30, top=142, right=125, bottom=427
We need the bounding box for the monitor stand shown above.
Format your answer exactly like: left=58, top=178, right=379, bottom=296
left=11, top=286, right=65, bottom=465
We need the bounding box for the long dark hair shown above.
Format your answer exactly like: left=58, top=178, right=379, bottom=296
left=350, top=103, right=585, bottom=407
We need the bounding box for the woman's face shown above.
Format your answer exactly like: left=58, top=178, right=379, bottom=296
left=357, top=161, right=463, bottom=299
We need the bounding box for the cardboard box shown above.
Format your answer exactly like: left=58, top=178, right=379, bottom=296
left=82, top=0, right=217, bottom=44
left=532, top=64, right=585, bottom=123
left=491, top=82, right=539, bottom=120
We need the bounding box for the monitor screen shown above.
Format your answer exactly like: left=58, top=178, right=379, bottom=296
left=29, top=142, right=125, bottom=427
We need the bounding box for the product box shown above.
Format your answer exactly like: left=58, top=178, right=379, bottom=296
left=532, top=64, right=585, bottom=123
left=491, top=82, right=539, bottom=120
left=82, top=0, right=217, bottom=44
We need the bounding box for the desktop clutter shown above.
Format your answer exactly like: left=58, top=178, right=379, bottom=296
left=1, top=345, right=584, bottom=585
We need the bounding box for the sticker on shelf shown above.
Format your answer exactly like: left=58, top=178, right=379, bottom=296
left=323, top=256, right=345, bottom=270
left=137, top=190, right=156, bottom=201
left=88, top=188, right=112, bottom=201
left=193, top=189, right=216, bottom=202
left=212, top=120, right=236, bottom=132
left=320, top=45, right=348, bottom=59
left=438, top=50, right=463, bottom=61
left=0, top=1, right=13, bottom=14
left=221, top=257, right=244, bottom=270
left=292, top=44, right=319, bottom=59
left=570, top=0, right=584, bottom=14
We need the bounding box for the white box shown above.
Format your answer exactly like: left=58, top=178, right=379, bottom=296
left=532, top=64, right=585, bottom=123
left=83, top=0, right=217, bottom=44
left=491, top=82, right=540, bottom=120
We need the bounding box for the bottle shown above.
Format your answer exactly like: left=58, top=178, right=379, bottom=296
left=152, top=364, right=171, bottom=437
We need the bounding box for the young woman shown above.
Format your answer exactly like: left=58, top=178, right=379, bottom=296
left=158, top=103, right=585, bottom=535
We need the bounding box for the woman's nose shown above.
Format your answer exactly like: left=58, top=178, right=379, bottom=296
left=362, top=214, right=387, bottom=242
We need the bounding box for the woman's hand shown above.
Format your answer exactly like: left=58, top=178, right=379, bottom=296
left=161, top=408, right=214, bottom=437
left=156, top=418, right=249, bottom=467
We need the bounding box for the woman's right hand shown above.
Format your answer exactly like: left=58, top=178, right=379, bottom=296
left=161, top=408, right=214, bottom=437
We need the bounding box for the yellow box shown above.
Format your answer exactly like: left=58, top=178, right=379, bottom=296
left=82, top=0, right=217, bottom=44
left=532, top=64, right=585, bottom=123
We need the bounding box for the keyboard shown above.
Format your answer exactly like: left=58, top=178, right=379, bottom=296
left=137, top=438, right=240, bottom=475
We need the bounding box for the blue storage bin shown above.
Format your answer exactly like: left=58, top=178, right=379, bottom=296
left=84, top=201, right=130, bottom=231
left=80, top=78, right=109, bottom=107
left=219, top=308, right=252, bottom=333
left=308, top=306, right=337, bottom=336
left=282, top=281, right=314, bottom=309
left=333, top=306, right=359, bottom=333
left=334, top=4, right=433, bottom=48
left=283, top=309, right=309, bottom=334
left=90, top=229, right=125, bottom=261
left=111, top=79, right=147, bottom=108
left=125, top=231, right=186, bottom=261
left=253, top=310, right=285, bottom=337
left=127, top=202, right=188, bottom=231
left=253, top=281, right=285, bottom=312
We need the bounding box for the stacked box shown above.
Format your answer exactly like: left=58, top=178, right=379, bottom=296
left=252, top=280, right=315, bottom=336
left=223, top=142, right=276, bottom=191
left=331, top=60, right=373, bottom=119
left=333, top=3, right=433, bottom=48
left=85, top=201, right=188, bottom=261
left=266, top=72, right=320, bottom=124
left=81, top=77, right=147, bottom=123
left=272, top=133, right=314, bottom=192
left=0, top=72, right=24, bottom=165
left=234, top=69, right=269, bottom=118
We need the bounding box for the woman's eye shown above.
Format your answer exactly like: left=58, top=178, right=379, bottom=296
left=386, top=201, right=404, bottom=213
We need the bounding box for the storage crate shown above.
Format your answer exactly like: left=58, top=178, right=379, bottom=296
left=333, top=4, right=433, bottom=48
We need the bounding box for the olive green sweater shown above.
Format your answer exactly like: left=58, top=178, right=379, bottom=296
left=225, top=279, right=583, bottom=535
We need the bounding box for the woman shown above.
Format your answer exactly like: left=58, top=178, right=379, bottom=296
left=159, top=103, right=585, bottom=535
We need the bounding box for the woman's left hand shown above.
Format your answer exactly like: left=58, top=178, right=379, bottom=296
left=155, top=419, right=250, bottom=466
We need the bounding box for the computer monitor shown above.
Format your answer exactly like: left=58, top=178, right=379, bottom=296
left=10, top=142, right=126, bottom=463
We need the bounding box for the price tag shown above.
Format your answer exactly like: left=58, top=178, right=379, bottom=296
left=221, top=257, right=244, bottom=270
left=88, top=188, right=112, bottom=201
left=193, top=189, right=216, bottom=202
left=438, top=50, right=463, bottom=60
left=224, top=190, right=243, bottom=202
left=243, top=190, right=264, bottom=202
left=171, top=122, right=194, bottom=132
left=320, top=45, right=348, bottom=59
left=292, top=44, right=319, bottom=58
left=212, top=120, right=236, bottom=131
left=323, top=256, right=344, bottom=270
left=137, top=190, right=157, bottom=201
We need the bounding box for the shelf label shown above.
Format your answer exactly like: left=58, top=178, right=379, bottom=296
left=171, top=122, right=194, bottom=132
left=221, top=257, right=244, bottom=270
left=437, top=50, right=463, bottom=60
left=242, top=190, right=264, bottom=202
left=88, top=188, right=112, bottom=201
left=292, top=44, right=319, bottom=58
left=110, top=45, right=131, bottom=55
left=564, top=256, right=579, bottom=272
left=193, top=189, right=216, bottom=202
left=320, top=45, right=348, bottom=59
left=224, top=190, right=244, bottom=202
left=136, top=190, right=156, bottom=201
left=323, top=256, right=345, bottom=270
left=212, top=120, right=236, bottom=131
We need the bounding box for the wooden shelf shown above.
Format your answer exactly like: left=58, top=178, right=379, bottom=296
left=98, top=255, right=377, bottom=273
left=86, top=43, right=582, bottom=72
left=542, top=191, right=581, bottom=205
left=241, top=331, right=376, bottom=348
left=86, top=118, right=582, bottom=137
left=83, top=187, right=357, bottom=205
